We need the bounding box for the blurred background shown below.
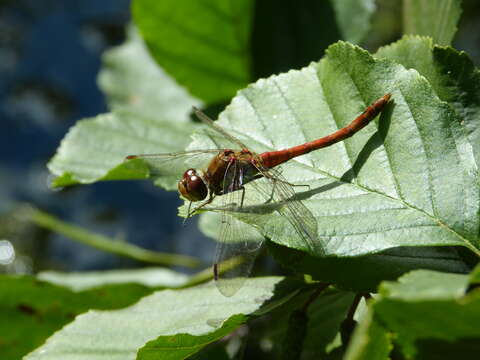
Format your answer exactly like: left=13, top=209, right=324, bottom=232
left=0, top=0, right=213, bottom=274
left=1, top=0, right=479, bottom=275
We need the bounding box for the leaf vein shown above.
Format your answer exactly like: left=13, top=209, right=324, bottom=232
left=314, top=205, right=409, bottom=218
left=321, top=223, right=440, bottom=237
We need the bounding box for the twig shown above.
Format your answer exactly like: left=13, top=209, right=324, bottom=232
left=25, top=207, right=201, bottom=268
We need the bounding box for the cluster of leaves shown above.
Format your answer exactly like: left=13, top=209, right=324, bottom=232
left=2, top=0, right=479, bottom=359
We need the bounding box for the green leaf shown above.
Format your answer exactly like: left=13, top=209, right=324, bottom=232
left=184, top=40, right=480, bottom=259
left=379, top=269, right=470, bottom=300
left=0, top=275, right=154, bottom=360
left=48, top=29, right=201, bottom=189
left=347, top=269, right=480, bottom=359
left=282, top=289, right=356, bottom=358
left=376, top=35, right=480, bottom=167
left=50, top=37, right=480, bottom=261
left=137, top=315, right=245, bottom=360
left=330, top=0, right=376, bottom=44
left=98, top=27, right=200, bottom=119
left=374, top=270, right=480, bottom=358
left=188, top=343, right=230, bottom=360
left=470, top=263, right=480, bottom=284
left=344, top=308, right=392, bottom=360
left=25, top=277, right=298, bottom=360
left=132, top=0, right=253, bottom=104
left=402, top=0, right=462, bottom=45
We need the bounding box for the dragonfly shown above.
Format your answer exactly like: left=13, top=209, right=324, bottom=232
left=126, top=94, right=392, bottom=296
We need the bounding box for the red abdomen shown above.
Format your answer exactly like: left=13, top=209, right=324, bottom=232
left=260, top=94, right=391, bottom=168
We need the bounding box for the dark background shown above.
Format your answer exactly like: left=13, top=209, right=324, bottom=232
left=1, top=0, right=479, bottom=274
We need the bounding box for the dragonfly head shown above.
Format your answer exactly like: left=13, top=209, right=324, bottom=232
left=178, top=168, right=208, bottom=202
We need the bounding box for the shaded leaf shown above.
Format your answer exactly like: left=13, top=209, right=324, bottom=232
left=344, top=306, right=392, bottom=360
left=270, top=244, right=471, bottom=292
left=376, top=270, right=480, bottom=358
left=251, top=0, right=341, bottom=79
left=276, top=289, right=356, bottom=359
left=348, top=269, right=480, bottom=359
left=280, top=309, right=308, bottom=360
left=188, top=343, right=231, bottom=360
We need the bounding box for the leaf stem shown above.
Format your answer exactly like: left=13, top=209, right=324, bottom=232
left=280, top=283, right=330, bottom=360
left=180, top=266, right=214, bottom=288
left=24, top=207, right=202, bottom=268
left=341, top=293, right=365, bottom=348
left=301, top=282, right=331, bottom=312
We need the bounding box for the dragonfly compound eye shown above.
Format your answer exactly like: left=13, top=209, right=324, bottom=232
left=178, top=169, right=208, bottom=201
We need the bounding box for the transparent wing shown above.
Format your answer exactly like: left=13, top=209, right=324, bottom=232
left=213, top=160, right=264, bottom=297
left=250, top=165, right=322, bottom=255
left=193, top=107, right=249, bottom=150
left=126, top=149, right=220, bottom=177
left=126, top=106, right=251, bottom=179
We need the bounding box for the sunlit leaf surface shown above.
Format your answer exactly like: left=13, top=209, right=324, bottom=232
left=185, top=40, right=480, bottom=259
left=25, top=277, right=298, bottom=360
left=38, top=268, right=188, bottom=292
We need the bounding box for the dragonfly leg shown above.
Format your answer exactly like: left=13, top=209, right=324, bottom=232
left=290, top=183, right=311, bottom=190
left=187, top=194, right=215, bottom=217
left=265, top=179, right=276, bottom=203
left=220, top=186, right=245, bottom=211
left=273, top=177, right=311, bottom=190
left=261, top=173, right=309, bottom=204
left=262, top=166, right=310, bottom=190
left=240, top=186, right=246, bottom=208
left=182, top=201, right=194, bottom=225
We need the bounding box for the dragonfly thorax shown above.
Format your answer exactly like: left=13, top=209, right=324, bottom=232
left=178, top=168, right=208, bottom=201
